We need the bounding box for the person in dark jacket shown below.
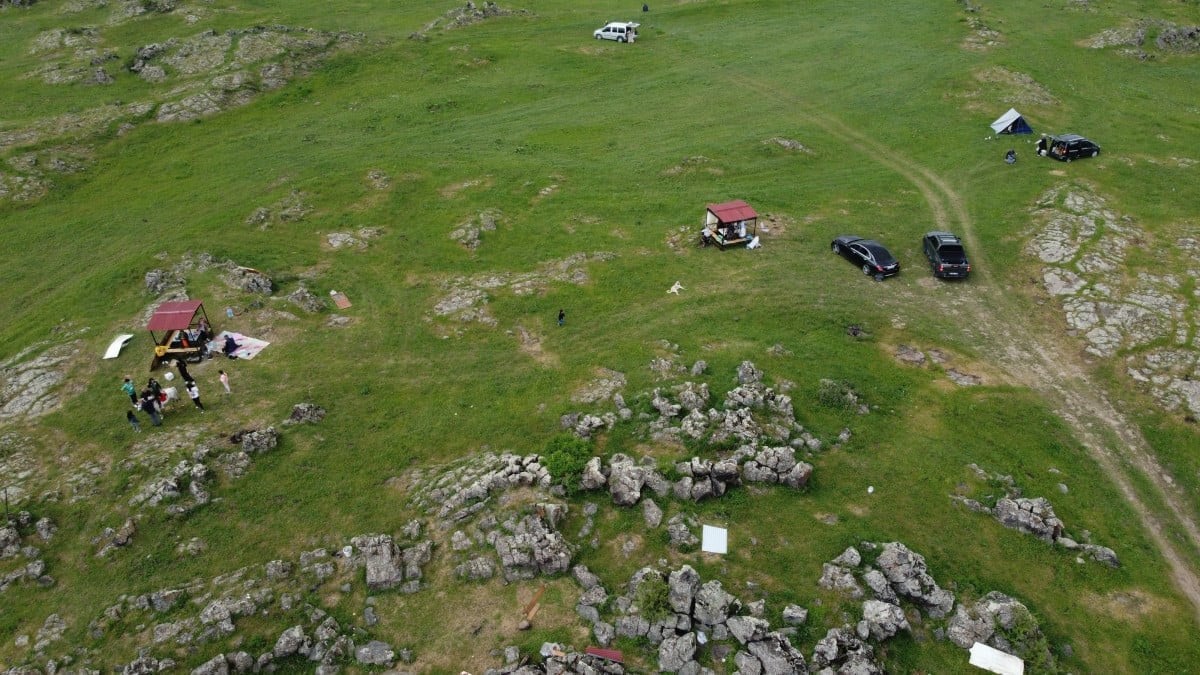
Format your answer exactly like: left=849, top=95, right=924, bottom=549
left=223, top=334, right=240, bottom=359
left=175, top=359, right=192, bottom=383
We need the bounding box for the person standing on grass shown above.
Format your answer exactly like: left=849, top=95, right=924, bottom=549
left=557, top=309, right=565, bottom=326
left=219, top=370, right=231, bottom=395
left=186, top=380, right=205, bottom=412
left=176, top=359, right=192, bottom=384
left=121, top=377, right=137, bottom=405
left=140, top=396, right=162, bottom=426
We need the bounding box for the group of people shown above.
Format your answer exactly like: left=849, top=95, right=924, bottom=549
left=700, top=221, right=748, bottom=247
left=121, top=359, right=231, bottom=432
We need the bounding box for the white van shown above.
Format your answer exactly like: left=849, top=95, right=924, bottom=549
left=594, top=21, right=639, bottom=43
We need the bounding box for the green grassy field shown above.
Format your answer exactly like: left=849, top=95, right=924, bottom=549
left=2, top=0, right=1200, bottom=672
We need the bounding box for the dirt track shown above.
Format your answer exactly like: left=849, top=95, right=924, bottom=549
left=735, top=76, right=1200, bottom=622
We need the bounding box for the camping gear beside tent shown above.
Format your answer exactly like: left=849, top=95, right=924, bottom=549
left=702, top=200, right=758, bottom=250
left=990, top=108, right=1033, bottom=135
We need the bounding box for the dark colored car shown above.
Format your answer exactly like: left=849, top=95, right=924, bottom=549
left=1037, top=134, right=1100, bottom=162
left=831, top=235, right=900, bottom=281
left=923, top=231, right=971, bottom=279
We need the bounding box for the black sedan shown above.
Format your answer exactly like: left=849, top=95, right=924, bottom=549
left=831, top=236, right=900, bottom=281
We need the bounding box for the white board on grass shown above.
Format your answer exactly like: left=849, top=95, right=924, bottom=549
left=969, top=642, right=1024, bottom=675
left=701, top=525, right=728, bottom=554
left=103, top=334, right=134, bottom=359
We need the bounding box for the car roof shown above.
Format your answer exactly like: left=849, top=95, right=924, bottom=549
left=1052, top=134, right=1087, bottom=142
left=926, top=231, right=960, bottom=241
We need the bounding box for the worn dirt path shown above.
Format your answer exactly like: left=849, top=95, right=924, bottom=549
left=733, top=77, right=1200, bottom=621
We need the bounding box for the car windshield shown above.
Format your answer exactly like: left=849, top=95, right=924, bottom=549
left=938, top=245, right=966, bottom=263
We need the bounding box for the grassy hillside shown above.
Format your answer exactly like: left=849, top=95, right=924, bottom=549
left=2, top=0, right=1199, bottom=673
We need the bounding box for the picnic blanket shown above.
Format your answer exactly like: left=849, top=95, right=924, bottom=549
left=211, top=331, right=270, bottom=360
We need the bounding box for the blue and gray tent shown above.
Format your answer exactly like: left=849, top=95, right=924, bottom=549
left=990, top=108, right=1033, bottom=135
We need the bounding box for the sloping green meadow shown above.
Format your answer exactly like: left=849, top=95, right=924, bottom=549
left=2, top=0, right=1199, bottom=672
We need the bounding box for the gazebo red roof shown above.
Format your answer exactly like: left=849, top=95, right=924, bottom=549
left=707, top=199, right=757, bottom=223
left=147, top=300, right=204, bottom=331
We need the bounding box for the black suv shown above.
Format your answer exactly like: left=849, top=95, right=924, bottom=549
left=1037, top=134, right=1100, bottom=162
left=923, top=232, right=971, bottom=279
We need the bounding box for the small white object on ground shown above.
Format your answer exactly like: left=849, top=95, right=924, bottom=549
left=867, top=485, right=874, bottom=494
left=164, top=372, right=174, bottom=381
left=701, top=525, right=728, bottom=554
left=667, top=281, right=685, bottom=294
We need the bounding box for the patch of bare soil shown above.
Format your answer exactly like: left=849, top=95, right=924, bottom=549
left=1083, top=589, right=1168, bottom=622
left=950, top=66, right=1057, bottom=112
left=514, top=325, right=558, bottom=367
left=439, top=176, right=493, bottom=199
left=663, top=155, right=723, bottom=176
left=958, top=2, right=1005, bottom=52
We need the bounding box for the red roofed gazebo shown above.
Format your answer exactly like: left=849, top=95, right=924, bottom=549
left=146, top=300, right=212, bottom=369
left=702, top=199, right=758, bottom=250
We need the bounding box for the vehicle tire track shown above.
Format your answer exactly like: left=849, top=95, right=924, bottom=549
left=732, top=75, right=1200, bottom=620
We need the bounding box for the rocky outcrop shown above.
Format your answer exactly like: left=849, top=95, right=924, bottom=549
left=493, top=507, right=573, bottom=581
left=286, top=403, right=326, bottom=424
left=810, top=626, right=885, bottom=674
left=947, top=592, right=1053, bottom=666
left=993, top=497, right=1063, bottom=542
left=874, top=542, right=955, bottom=618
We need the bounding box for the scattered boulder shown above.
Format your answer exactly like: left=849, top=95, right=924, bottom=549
left=354, top=640, right=395, bottom=666
left=858, top=599, right=910, bottom=641
left=225, top=267, right=273, bottom=295
left=352, top=534, right=405, bottom=590
left=239, top=427, right=279, bottom=454
left=287, top=286, right=325, bottom=313
left=874, top=542, right=955, bottom=618
left=657, top=632, right=696, bottom=672
left=493, top=507, right=574, bottom=581
left=810, top=626, right=884, bottom=674
left=993, top=497, right=1064, bottom=542
left=286, top=402, right=326, bottom=424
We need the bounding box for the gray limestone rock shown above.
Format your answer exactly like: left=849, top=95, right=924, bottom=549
left=668, top=565, right=701, bottom=614
left=581, top=456, right=607, bottom=490
left=354, top=640, right=395, bottom=666
left=240, top=427, right=279, bottom=454
left=351, top=534, right=404, bottom=590
left=692, top=580, right=740, bottom=628
left=643, top=498, right=663, bottom=528
left=832, top=546, right=862, bottom=568
left=573, top=564, right=601, bottom=590
left=782, top=604, right=808, bottom=625
left=286, top=402, right=326, bottom=424
left=737, top=360, right=763, bottom=384
left=860, top=599, right=909, bottom=641
left=273, top=625, right=306, bottom=658
left=607, top=454, right=645, bottom=506
left=726, top=615, right=770, bottom=645
left=862, top=569, right=898, bottom=604
left=993, top=497, right=1064, bottom=542
left=192, top=654, right=229, bottom=675
left=874, top=542, right=955, bottom=618
left=658, top=632, right=697, bottom=672
left=745, top=632, right=807, bottom=674
left=818, top=563, right=863, bottom=598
